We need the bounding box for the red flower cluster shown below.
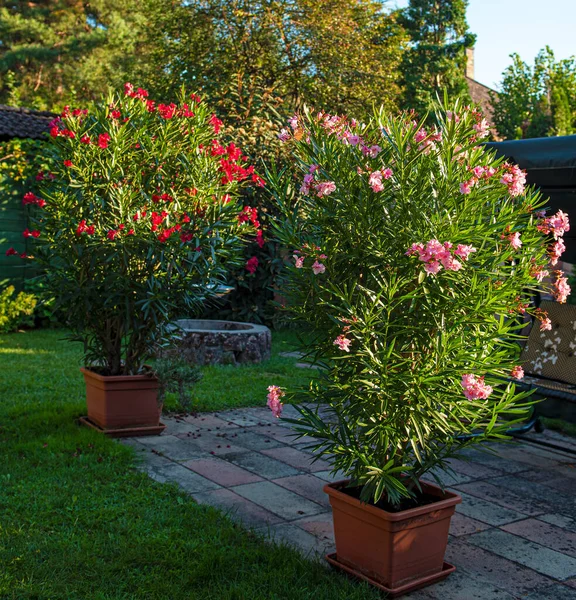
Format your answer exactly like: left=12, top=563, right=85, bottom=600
left=76, top=220, right=95, bottom=236
left=63, top=159, right=73, bottom=168
left=124, top=83, right=149, bottom=99
left=98, top=133, right=111, bottom=149
left=209, top=114, right=223, bottom=134
left=158, top=103, right=177, bottom=119
left=151, top=193, right=173, bottom=203
left=22, top=192, right=47, bottom=208
left=150, top=211, right=168, bottom=231
left=246, top=256, right=259, bottom=274
left=23, top=228, right=40, bottom=238
left=238, top=206, right=260, bottom=228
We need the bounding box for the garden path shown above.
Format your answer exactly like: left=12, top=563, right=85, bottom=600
left=122, top=406, right=576, bottom=600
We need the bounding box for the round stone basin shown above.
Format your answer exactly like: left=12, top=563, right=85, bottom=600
left=171, top=319, right=271, bottom=366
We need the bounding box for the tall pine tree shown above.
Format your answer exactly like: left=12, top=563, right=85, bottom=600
left=400, top=0, right=475, bottom=116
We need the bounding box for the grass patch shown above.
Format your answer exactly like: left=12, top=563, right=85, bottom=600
left=0, top=329, right=377, bottom=600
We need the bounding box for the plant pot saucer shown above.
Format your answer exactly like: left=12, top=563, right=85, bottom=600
left=79, top=416, right=166, bottom=438
left=325, top=553, right=455, bottom=598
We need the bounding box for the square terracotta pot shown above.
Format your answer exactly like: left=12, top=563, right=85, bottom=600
left=81, top=367, right=161, bottom=430
left=325, top=479, right=461, bottom=590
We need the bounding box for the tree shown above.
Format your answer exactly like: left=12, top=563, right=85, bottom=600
left=0, top=0, right=146, bottom=110
left=492, top=47, right=576, bottom=140
left=400, top=0, right=475, bottom=116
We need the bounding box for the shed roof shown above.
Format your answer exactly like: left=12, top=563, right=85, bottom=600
left=0, top=104, right=56, bottom=141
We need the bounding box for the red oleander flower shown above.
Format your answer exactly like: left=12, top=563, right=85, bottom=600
left=23, top=229, right=40, bottom=238
left=80, top=135, right=91, bottom=144
left=63, top=159, right=73, bottom=167
left=98, top=133, right=111, bottom=149
left=246, top=256, right=259, bottom=274
left=5, top=247, right=18, bottom=256
left=107, top=229, right=118, bottom=240
left=209, top=114, right=223, bottom=134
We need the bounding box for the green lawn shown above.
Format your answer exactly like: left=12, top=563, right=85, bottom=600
left=0, top=329, right=378, bottom=600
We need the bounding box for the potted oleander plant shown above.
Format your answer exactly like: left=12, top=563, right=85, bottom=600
left=265, top=102, right=570, bottom=594
left=7, top=84, right=263, bottom=436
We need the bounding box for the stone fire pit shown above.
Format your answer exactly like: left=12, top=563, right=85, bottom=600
left=170, top=320, right=271, bottom=366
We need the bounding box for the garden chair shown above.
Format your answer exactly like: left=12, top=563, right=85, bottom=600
left=515, top=300, right=576, bottom=430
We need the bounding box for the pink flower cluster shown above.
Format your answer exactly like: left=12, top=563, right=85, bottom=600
left=500, top=164, right=527, bottom=197
left=368, top=168, right=393, bottom=192
left=461, top=374, right=493, bottom=400
left=267, top=385, right=285, bottom=418
left=459, top=165, right=497, bottom=195
left=414, top=126, right=442, bottom=153
left=552, top=271, right=571, bottom=304
left=536, top=210, right=571, bottom=266
left=300, top=165, right=335, bottom=198
left=406, top=240, right=476, bottom=275
left=293, top=244, right=326, bottom=275
left=510, top=366, right=524, bottom=380
left=334, top=334, right=352, bottom=352
left=534, top=308, right=553, bottom=332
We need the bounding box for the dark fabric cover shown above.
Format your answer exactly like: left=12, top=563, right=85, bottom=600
left=0, top=104, right=56, bottom=141
left=486, top=136, right=576, bottom=262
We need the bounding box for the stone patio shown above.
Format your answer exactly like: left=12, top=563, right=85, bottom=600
left=122, top=406, right=576, bottom=599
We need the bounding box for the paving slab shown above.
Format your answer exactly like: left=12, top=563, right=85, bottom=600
left=467, top=528, right=576, bottom=580
left=232, top=481, right=325, bottom=520
left=225, top=451, right=301, bottom=479
left=261, top=446, right=331, bottom=473
left=455, top=491, right=527, bottom=526
left=539, top=513, right=576, bottom=534
left=445, top=457, right=502, bottom=480
left=182, top=457, right=263, bottom=487
left=522, top=583, right=576, bottom=599
left=262, top=522, right=334, bottom=556
left=405, top=568, right=517, bottom=600
left=447, top=513, right=492, bottom=537
left=273, top=474, right=332, bottom=508
left=192, top=488, right=284, bottom=528
left=227, top=429, right=285, bottom=450
left=444, top=539, right=554, bottom=596
left=487, top=474, right=576, bottom=516
left=453, top=481, right=546, bottom=516
left=146, top=461, right=221, bottom=494
left=174, top=432, right=251, bottom=457
left=183, top=413, right=240, bottom=430
left=134, top=434, right=212, bottom=461
left=291, top=512, right=334, bottom=543
left=501, top=518, right=576, bottom=558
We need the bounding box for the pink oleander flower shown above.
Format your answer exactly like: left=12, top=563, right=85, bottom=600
left=414, top=128, right=427, bottom=143
left=315, top=181, right=336, bottom=197
left=540, top=317, right=552, bottom=331
left=424, top=260, right=442, bottom=274
left=367, top=145, right=381, bottom=157
left=294, top=255, right=304, bottom=268
left=537, top=210, right=570, bottom=239
left=267, top=385, right=285, bottom=418
left=381, top=168, right=393, bottom=179
left=510, top=366, right=524, bottom=380
left=346, top=133, right=361, bottom=146
left=548, top=238, right=566, bottom=266
left=288, top=115, right=299, bottom=130
left=529, top=265, right=549, bottom=283
left=500, top=164, right=526, bottom=197
left=278, top=129, right=291, bottom=142
left=473, top=118, right=490, bottom=138
left=311, top=261, right=326, bottom=275
left=334, top=335, right=352, bottom=352
left=368, top=171, right=384, bottom=193
left=461, top=374, right=493, bottom=400
left=508, top=232, right=522, bottom=250
left=552, top=272, right=571, bottom=304
left=454, top=244, right=476, bottom=260
left=459, top=179, right=475, bottom=194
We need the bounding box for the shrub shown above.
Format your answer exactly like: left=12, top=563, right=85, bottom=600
left=6, top=85, right=263, bottom=375
left=266, top=102, right=571, bottom=505
left=0, top=285, right=37, bottom=333
left=154, top=356, right=202, bottom=412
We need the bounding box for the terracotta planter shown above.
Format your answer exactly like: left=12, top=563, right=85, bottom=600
left=80, top=367, right=165, bottom=437
left=324, top=479, right=461, bottom=597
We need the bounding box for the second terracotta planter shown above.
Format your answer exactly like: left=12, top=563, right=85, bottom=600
left=324, top=479, right=461, bottom=596
left=80, top=367, right=165, bottom=437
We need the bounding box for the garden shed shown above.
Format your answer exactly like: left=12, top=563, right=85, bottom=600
left=0, top=105, right=55, bottom=289
left=486, top=135, right=576, bottom=264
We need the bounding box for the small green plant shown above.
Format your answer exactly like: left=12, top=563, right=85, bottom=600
left=0, top=286, right=37, bottom=333
left=154, top=356, right=202, bottom=412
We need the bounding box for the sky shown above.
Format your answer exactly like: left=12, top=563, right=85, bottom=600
left=392, top=0, right=576, bottom=90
